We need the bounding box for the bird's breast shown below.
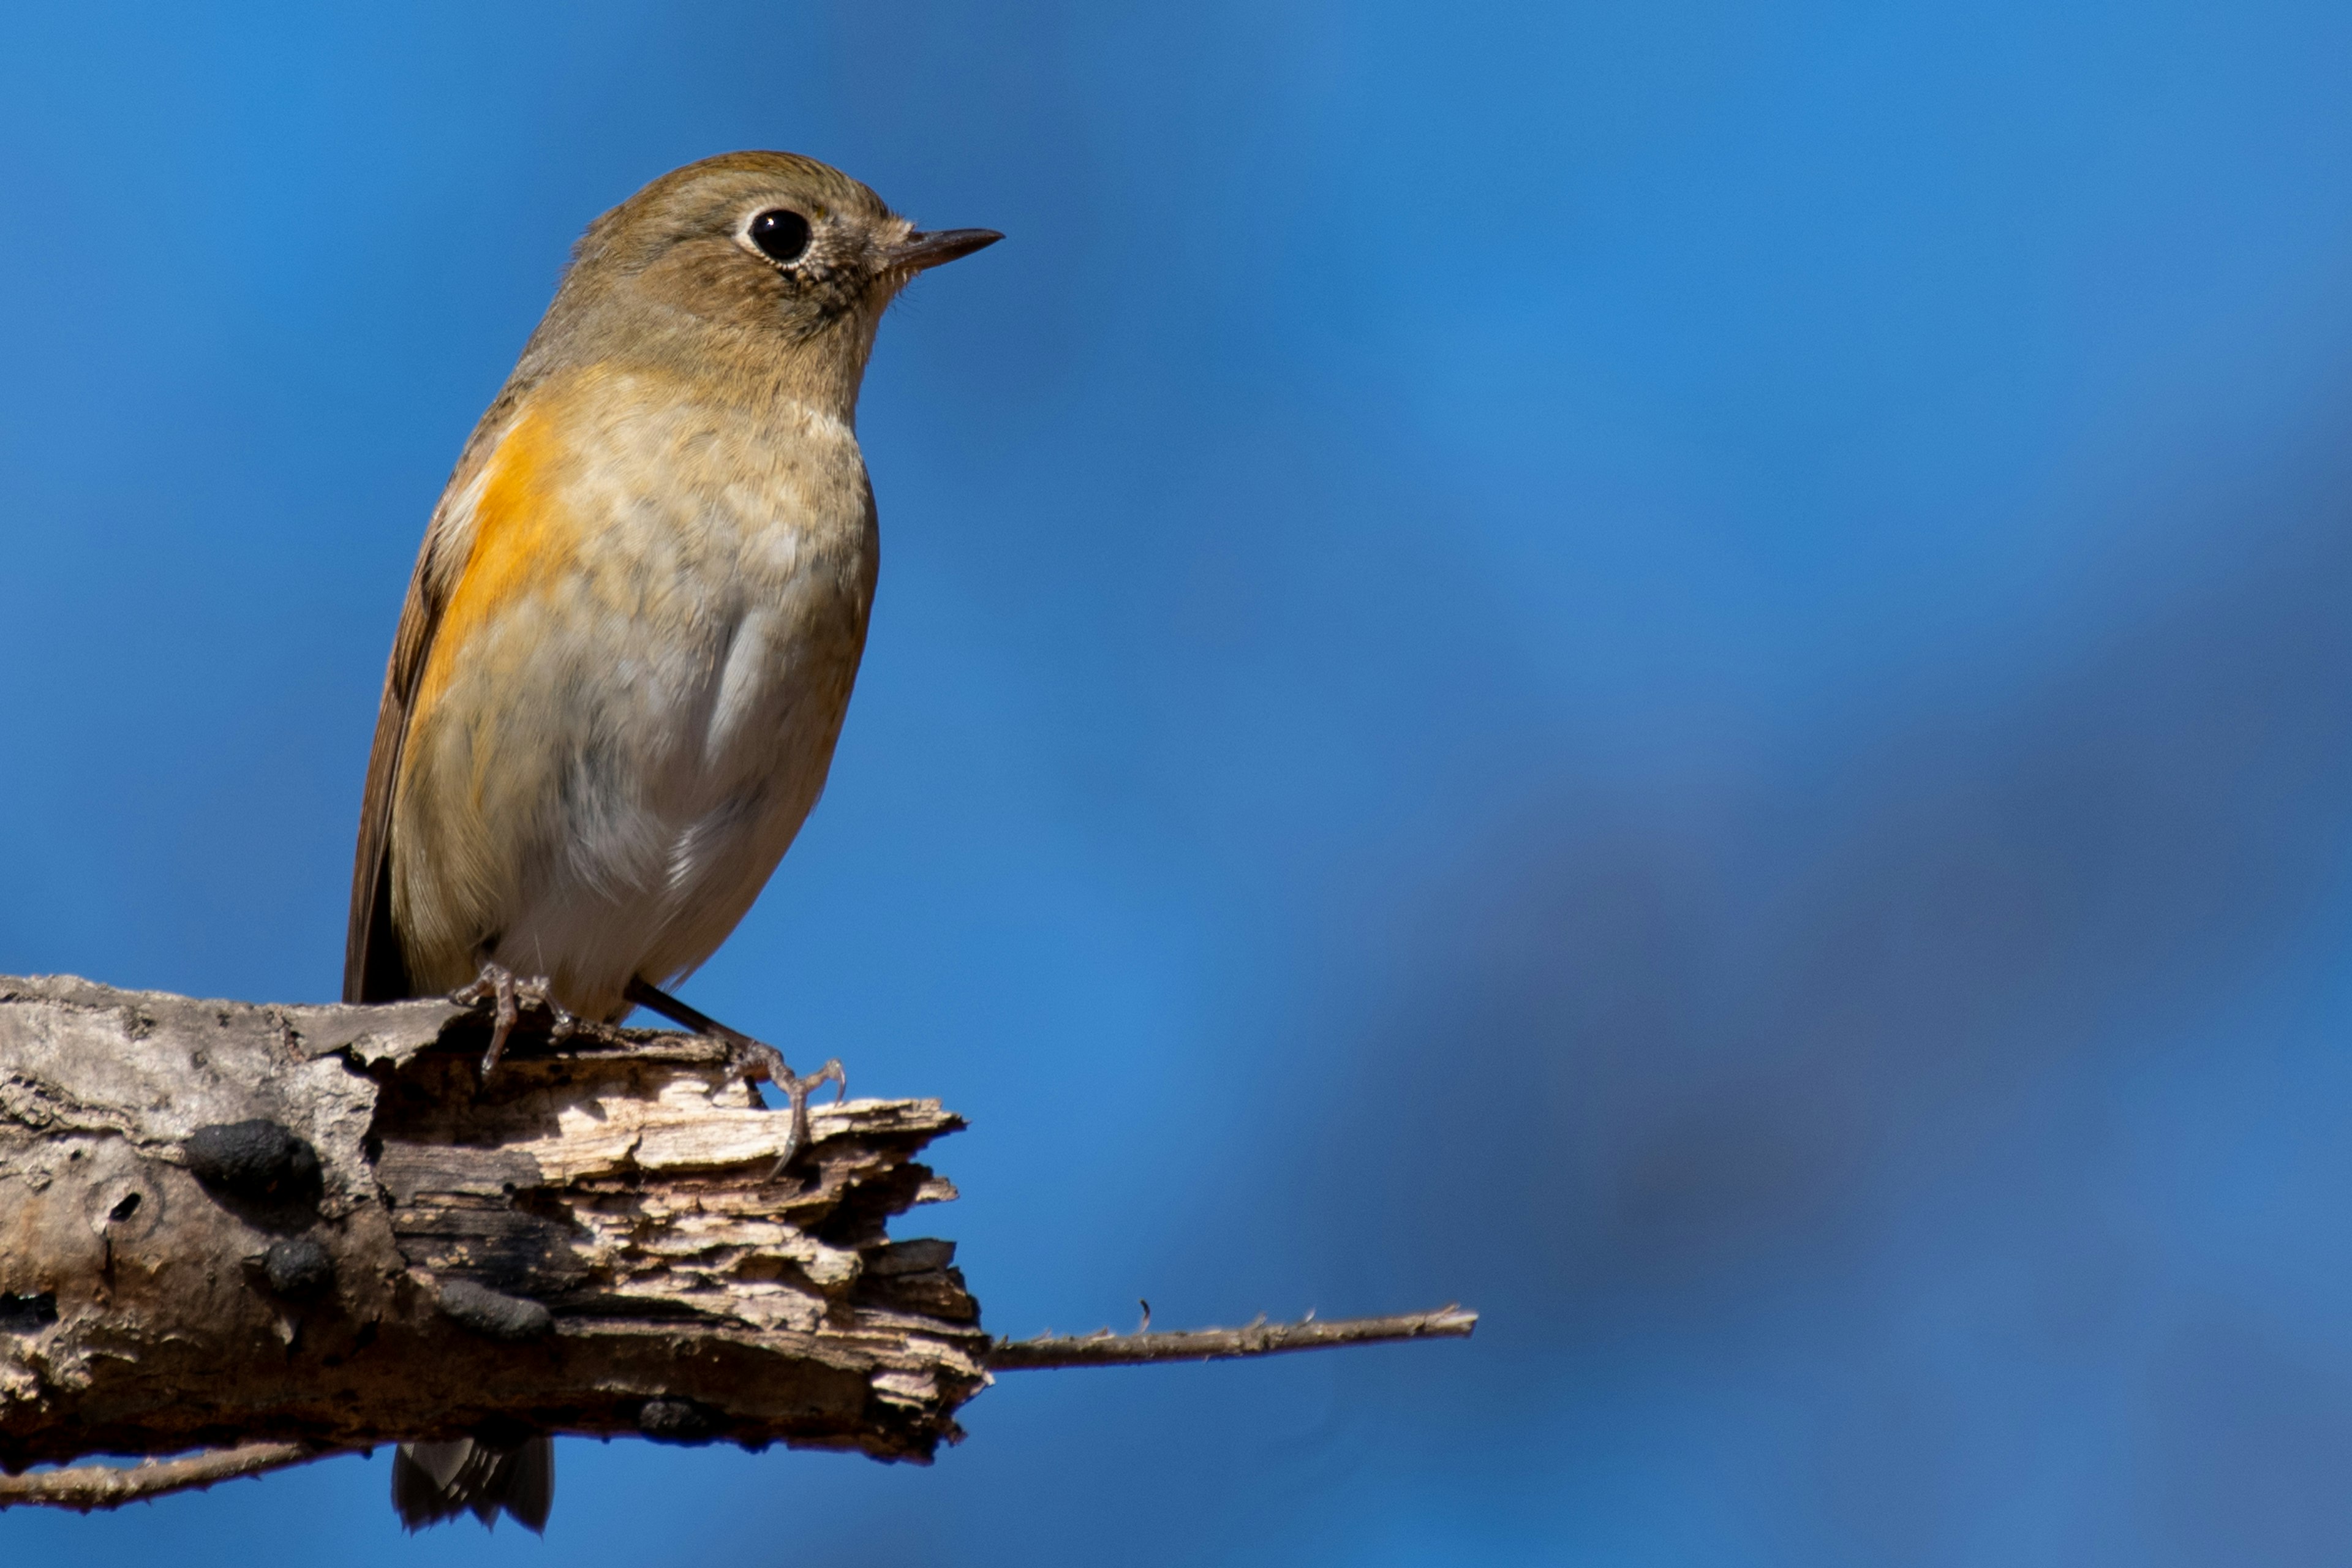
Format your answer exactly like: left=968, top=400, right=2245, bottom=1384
left=391, top=371, right=881, bottom=1008
left=545, top=371, right=880, bottom=793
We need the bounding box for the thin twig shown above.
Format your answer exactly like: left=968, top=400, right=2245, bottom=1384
left=0, top=1442, right=328, bottom=1512
left=987, top=1304, right=1477, bottom=1370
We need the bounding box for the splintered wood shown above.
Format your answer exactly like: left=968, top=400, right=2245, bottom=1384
left=0, top=975, right=986, bottom=1475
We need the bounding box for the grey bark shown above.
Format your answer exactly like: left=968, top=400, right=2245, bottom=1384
left=0, top=975, right=983, bottom=1474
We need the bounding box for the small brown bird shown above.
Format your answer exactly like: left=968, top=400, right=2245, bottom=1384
left=342, top=150, right=997, bottom=1532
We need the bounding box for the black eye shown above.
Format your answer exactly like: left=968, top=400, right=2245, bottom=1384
left=748, top=209, right=811, bottom=264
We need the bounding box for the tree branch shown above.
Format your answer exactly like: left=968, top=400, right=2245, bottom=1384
left=0, top=974, right=1473, bottom=1507
left=0, top=974, right=984, bottom=1479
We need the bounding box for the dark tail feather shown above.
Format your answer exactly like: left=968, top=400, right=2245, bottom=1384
left=391, top=1436, right=555, bottom=1533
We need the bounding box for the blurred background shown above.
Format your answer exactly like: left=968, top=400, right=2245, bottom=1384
left=4, top=1, right=2351, bottom=1562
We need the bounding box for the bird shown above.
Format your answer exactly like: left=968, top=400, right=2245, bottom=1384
left=341, top=149, right=998, bottom=1533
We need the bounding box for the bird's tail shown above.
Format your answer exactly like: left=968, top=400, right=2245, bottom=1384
left=391, top=1436, right=555, bottom=1533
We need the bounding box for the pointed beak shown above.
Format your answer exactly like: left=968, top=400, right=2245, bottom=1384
left=887, top=228, right=1003, bottom=272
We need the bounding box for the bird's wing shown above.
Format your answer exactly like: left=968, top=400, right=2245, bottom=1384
left=342, top=388, right=532, bottom=1003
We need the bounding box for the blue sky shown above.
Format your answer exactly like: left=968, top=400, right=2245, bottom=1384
left=6, top=2, right=2352, bottom=1562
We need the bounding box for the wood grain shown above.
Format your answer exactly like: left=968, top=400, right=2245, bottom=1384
left=0, top=975, right=982, bottom=1477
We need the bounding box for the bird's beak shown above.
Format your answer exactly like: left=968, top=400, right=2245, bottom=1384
left=888, top=228, right=1003, bottom=271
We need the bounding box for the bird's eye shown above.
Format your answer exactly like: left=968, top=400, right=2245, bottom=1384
left=748, top=209, right=811, bottom=264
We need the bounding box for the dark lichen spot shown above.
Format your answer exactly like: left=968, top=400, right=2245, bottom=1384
left=638, top=1398, right=714, bottom=1444
left=183, top=1120, right=322, bottom=1205
left=0, top=1293, right=57, bottom=1335
left=436, top=1280, right=552, bottom=1341
left=263, top=1237, right=335, bottom=1298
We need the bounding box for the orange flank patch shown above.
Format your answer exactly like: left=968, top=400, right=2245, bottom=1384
left=409, top=401, right=576, bottom=725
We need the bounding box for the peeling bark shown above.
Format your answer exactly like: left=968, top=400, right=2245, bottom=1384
left=0, top=975, right=983, bottom=1474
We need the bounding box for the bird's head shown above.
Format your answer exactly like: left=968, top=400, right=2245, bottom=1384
left=537, top=151, right=999, bottom=415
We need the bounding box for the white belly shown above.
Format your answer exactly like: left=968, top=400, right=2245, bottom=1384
left=489, top=580, right=866, bottom=1011
left=401, top=392, right=879, bottom=1020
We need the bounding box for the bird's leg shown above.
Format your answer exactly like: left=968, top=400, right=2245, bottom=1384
left=450, top=961, right=575, bottom=1078
left=622, top=977, right=846, bottom=1177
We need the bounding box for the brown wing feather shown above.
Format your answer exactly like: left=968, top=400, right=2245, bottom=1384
left=342, top=387, right=532, bottom=1002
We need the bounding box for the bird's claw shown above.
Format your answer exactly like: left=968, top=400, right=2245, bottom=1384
left=619, top=978, right=846, bottom=1183
left=449, top=963, right=573, bottom=1078
left=722, top=1039, right=847, bottom=1180
left=771, top=1056, right=848, bottom=1180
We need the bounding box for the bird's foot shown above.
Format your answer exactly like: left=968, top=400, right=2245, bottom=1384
left=450, top=963, right=575, bottom=1077
left=622, top=977, right=845, bottom=1178
left=731, top=1042, right=848, bottom=1180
